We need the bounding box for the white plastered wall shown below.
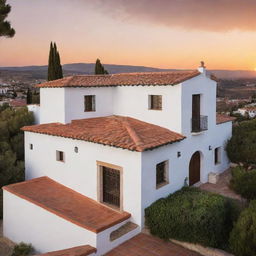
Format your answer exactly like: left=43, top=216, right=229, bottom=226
left=3, top=190, right=96, bottom=254
left=24, top=132, right=143, bottom=226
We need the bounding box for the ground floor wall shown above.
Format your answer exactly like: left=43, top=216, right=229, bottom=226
left=3, top=191, right=96, bottom=254
left=3, top=190, right=140, bottom=255
left=141, top=122, right=232, bottom=225
left=24, top=132, right=143, bottom=226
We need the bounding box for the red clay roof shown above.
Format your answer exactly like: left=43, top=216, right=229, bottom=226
left=35, top=71, right=200, bottom=88
left=21, top=116, right=185, bottom=152
left=36, top=245, right=96, bottom=256
left=216, top=114, right=236, bottom=124
left=3, top=177, right=130, bottom=233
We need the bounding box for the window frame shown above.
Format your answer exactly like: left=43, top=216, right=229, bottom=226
left=97, top=161, right=123, bottom=212
left=148, top=95, right=162, bottom=110
left=84, top=95, right=96, bottom=112
left=214, top=147, right=221, bottom=165
left=156, top=160, right=169, bottom=189
left=56, top=150, right=65, bottom=162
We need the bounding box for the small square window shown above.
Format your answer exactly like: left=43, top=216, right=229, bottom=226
left=214, top=147, right=221, bottom=165
left=56, top=150, right=65, bottom=162
left=149, top=95, right=162, bottom=110
left=84, top=95, right=96, bottom=112
left=156, top=160, right=168, bottom=188
left=29, top=144, right=33, bottom=150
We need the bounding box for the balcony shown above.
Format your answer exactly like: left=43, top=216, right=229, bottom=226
left=191, top=115, right=208, bottom=133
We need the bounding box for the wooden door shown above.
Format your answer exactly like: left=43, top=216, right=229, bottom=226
left=102, top=167, right=120, bottom=208
left=189, top=151, right=200, bottom=186
left=192, top=94, right=201, bottom=132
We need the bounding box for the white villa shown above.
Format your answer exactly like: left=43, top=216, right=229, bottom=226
left=3, top=64, right=234, bottom=255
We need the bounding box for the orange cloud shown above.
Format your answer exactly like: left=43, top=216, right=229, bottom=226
left=91, top=0, right=256, bottom=31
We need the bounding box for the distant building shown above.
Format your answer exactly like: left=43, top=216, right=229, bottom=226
left=238, top=106, right=256, bottom=118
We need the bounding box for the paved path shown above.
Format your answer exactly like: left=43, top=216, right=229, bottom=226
left=199, top=169, right=245, bottom=201
left=105, top=233, right=201, bottom=256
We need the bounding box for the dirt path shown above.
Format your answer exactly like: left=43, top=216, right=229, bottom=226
left=0, top=221, right=14, bottom=256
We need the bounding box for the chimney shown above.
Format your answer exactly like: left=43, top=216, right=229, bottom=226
left=198, top=61, right=206, bottom=75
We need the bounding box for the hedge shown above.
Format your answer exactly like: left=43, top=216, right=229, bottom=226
left=145, top=187, right=241, bottom=249
left=229, top=200, right=256, bottom=256
left=226, top=118, right=256, bottom=165
left=230, top=166, right=256, bottom=200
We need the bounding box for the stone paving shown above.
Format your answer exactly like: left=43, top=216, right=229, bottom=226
left=199, top=169, right=245, bottom=201
left=105, top=233, right=201, bottom=256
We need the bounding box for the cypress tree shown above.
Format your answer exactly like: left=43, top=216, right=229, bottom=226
left=26, top=88, right=33, bottom=104
left=47, top=42, right=63, bottom=81
left=95, top=59, right=108, bottom=75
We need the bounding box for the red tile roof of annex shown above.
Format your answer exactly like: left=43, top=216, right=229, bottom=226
left=216, top=114, right=236, bottom=124
left=3, top=177, right=130, bottom=233
left=35, top=70, right=201, bottom=88
left=22, top=116, right=186, bottom=152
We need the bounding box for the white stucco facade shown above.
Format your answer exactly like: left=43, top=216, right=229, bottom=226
left=4, top=68, right=233, bottom=255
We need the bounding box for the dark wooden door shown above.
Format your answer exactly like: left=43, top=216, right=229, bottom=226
left=192, top=94, right=201, bottom=132
left=189, top=151, right=200, bottom=186
left=102, top=167, right=120, bottom=208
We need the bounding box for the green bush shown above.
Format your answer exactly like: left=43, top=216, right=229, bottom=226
left=230, top=166, right=256, bottom=200
left=226, top=118, right=256, bottom=166
left=229, top=200, right=256, bottom=256
left=12, top=242, right=34, bottom=256
left=145, top=187, right=241, bottom=249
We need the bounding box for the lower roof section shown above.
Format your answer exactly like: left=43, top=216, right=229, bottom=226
left=22, top=115, right=185, bottom=152
left=216, top=114, right=236, bottom=124
left=3, top=177, right=130, bottom=233
left=35, top=245, right=96, bottom=256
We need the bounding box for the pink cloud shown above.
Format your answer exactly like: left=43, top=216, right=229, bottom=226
left=91, top=0, right=256, bottom=31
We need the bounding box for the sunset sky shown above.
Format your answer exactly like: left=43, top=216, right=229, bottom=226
left=1, top=0, right=256, bottom=70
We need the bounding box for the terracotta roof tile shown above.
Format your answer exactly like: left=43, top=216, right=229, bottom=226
left=216, top=114, right=236, bottom=124
left=35, top=71, right=201, bottom=88
left=22, top=116, right=185, bottom=152
left=35, top=245, right=96, bottom=256
left=3, top=177, right=130, bottom=233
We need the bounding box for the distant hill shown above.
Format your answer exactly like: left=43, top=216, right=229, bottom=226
left=0, top=63, right=256, bottom=80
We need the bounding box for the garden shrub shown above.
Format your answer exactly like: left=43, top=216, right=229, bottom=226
left=226, top=118, right=256, bottom=166
left=230, top=166, right=256, bottom=200
left=229, top=200, right=256, bottom=256
left=12, top=242, right=34, bottom=256
left=145, top=187, right=241, bottom=249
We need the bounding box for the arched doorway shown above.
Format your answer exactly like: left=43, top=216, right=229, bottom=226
left=189, top=151, right=201, bottom=186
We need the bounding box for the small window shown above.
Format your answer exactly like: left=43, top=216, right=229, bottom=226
left=156, top=160, right=168, bottom=188
left=29, top=144, right=33, bottom=150
left=84, top=95, right=95, bottom=112
left=149, top=95, right=162, bottom=110
left=214, top=147, right=221, bottom=165
left=56, top=150, right=65, bottom=162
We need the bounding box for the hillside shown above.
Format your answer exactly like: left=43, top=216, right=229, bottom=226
left=0, top=63, right=256, bottom=81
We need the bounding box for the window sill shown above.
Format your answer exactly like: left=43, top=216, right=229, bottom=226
left=149, top=108, right=162, bottom=111
left=156, top=181, right=169, bottom=190
left=84, top=110, right=96, bottom=112
left=100, top=201, right=122, bottom=213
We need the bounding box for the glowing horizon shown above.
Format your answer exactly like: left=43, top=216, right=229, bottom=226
left=1, top=0, right=256, bottom=70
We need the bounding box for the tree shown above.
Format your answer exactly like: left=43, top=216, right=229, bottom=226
left=226, top=119, right=256, bottom=166
left=0, top=0, right=15, bottom=38
left=26, top=88, right=33, bottom=104
left=229, top=200, right=256, bottom=256
left=0, top=106, right=33, bottom=218
left=47, top=42, right=63, bottom=81
left=95, top=58, right=108, bottom=74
